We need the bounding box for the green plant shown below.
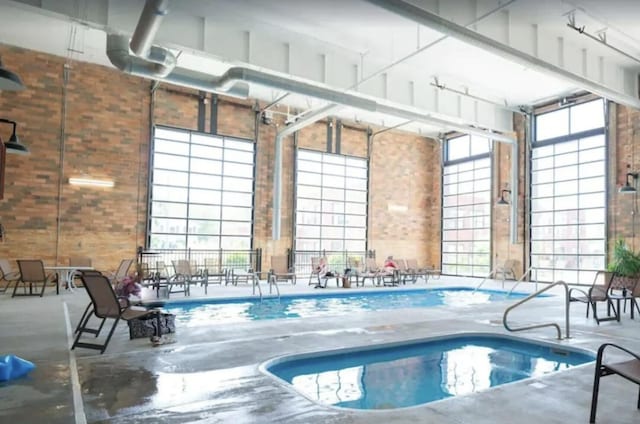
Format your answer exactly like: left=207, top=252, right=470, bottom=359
left=607, top=238, right=640, bottom=277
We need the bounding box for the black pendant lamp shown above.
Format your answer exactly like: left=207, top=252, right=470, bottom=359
left=0, top=57, right=25, bottom=91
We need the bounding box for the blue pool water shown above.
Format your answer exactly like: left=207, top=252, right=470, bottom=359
left=164, top=288, right=529, bottom=324
left=263, top=333, right=594, bottom=410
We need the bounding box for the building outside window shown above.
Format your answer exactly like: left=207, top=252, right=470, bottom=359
left=530, top=99, right=606, bottom=284
left=441, top=135, right=492, bottom=277
left=148, top=127, right=255, bottom=250
left=294, top=149, right=367, bottom=254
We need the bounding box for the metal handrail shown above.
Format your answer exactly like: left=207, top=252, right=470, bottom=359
left=474, top=266, right=500, bottom=291
left=507, top=265, right=537, bottom=297
left=253, top=272, right=263, bottom=301
left=475, top=263, right=521, bottom=291
left=502, top=280, right=570, bottom=340
left=268, top=274, right=281, bottom=298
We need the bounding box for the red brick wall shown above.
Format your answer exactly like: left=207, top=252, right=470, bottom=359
left=368, top=130, right=440, bottom=267
left=0, top=46, right=149, bottom=272
left=609, top=103, right=640, bottom=253
left=0, top=43, right=455, bottom=274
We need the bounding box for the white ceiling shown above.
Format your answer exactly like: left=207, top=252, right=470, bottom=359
left=1, top=0, right=639, bottom=139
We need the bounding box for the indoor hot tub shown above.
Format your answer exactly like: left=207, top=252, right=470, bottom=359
left=261, top=333, right=594, bottom=410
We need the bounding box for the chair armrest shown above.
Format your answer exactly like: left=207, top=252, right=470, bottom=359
left=2, top=271, right=20, bottom=281
left=568, top=287, right=588, bottom=299
left=596, top=343, right=640, bottom=364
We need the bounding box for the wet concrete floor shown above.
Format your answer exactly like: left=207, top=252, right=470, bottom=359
left=1, top=277, right=639, bottom=423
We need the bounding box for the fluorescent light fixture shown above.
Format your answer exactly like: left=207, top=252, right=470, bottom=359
left=69, top=177, right=114, bottom=188
left=387, top=204, right=408, bottom=212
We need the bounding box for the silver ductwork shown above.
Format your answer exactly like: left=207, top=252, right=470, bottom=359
left=130, top=0, right=170, bottom=58
left=107, top=34, right=249, bottom=98
left=112, top=0, right=520, bottom=241
left=107, top=34, right=175, bottom=78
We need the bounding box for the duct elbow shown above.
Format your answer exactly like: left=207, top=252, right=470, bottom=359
left=107, top=34, right=175, bottom=79
left=106, top=34, right=135, bottom=73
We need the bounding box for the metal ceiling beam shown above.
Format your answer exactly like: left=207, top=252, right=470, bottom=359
left=364, top=0, right=640, bottom=110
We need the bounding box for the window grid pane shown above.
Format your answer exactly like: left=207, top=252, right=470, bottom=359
left=149, top=127, right=255, bottom=250
left=531, top=100, right=606, bottom=284
left=295, top=149, right=367, bottom=257
left=441, top=154, right=491, bottom=277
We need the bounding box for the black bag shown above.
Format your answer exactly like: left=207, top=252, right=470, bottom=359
left=128, top=312, right=176, bottom=339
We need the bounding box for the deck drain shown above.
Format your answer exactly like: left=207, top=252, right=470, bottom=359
left=276, top=335, right=291, bottom=341
left=529, top=382, right=547, bottom=389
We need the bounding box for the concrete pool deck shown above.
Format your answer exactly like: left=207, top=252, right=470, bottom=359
left=1, top=276, right=639, bottom=423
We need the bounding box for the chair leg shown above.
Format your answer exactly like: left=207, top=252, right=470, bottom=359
left=72, top=316, right=119, bottom=354
left=11, top=280, right=20, bottom=297
left=609, top=300, right=620, bottom=322
left=99, top=317, right=120, bottom=354
left=591, top=302, right=600, bottom=324
left=590, top=366, right=602, bottom=423
left=75, top=303, right=93, bottom=333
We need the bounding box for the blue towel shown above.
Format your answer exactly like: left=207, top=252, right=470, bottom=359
left=0, top=355, right=35, bottom=381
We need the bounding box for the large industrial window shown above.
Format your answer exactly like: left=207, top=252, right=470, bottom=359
left=441, top=135, right=492, bottom=277
left=148, top=127, right=255, bottom=250
left=531, top=99, right=606, bottom=284
left=294, top=149, right=368, bottom=252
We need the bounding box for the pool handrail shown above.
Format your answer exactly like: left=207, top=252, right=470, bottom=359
left=474, top=263, right=520, bottom=292
left=503, top=280, right=570, bottom=340
left=473, top=266, right=502, bottom=292
left=506, top=265, right=539, bottom=297
left=251, top=271, right=280, bottom=301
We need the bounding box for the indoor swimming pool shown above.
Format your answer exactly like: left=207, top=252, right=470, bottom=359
left=163, top=287, right=532, bottom=324
left=262, top=333, right=594, bottom=410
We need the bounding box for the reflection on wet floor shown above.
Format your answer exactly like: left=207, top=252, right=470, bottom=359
left=80, top=362, right=257, bottom=419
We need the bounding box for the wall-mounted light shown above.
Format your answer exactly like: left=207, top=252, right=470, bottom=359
left=69, top=177, right=115, bottom=188
left=619, top=172, right=638, bottom=194
left=0, top=119, right=29, bottom=155
left=497, top=189, right=511, bottom=205
left=0, top=57, right=25, bottom=91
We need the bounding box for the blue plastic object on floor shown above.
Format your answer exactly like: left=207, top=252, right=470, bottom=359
left=0, top=355, right=35, bottom=381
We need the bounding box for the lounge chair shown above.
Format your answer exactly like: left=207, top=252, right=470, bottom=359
left=0, top=259, right=20, bottom=293
left=359, top=258, right=381, bottom=286
left=494, top=259, right=518, bottom=281
left=109, top=259, right=134, bottom=285
left=308, top=257, right=322, bottom=286
left=204, top=257, right=226, bottom=286
left=406, top=259, right=440, bottom=283
left=269, top=255, right=296, bottom=285
left=569, top=271, right=619, bottom=324
left=343, top=256, right=362, bottom=287
left=72, top=273, right=161, bottom=354
left=309, top=256, right=333, bottom=286
left=74, top=270, right=107, bottom=335
left=12, top=259, right=57, bottom=297
left=395, top=259, right=416, bottom=284
left=590, top=343, right=640, bottom=423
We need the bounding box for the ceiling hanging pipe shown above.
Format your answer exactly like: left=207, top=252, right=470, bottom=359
left=124, top=0, right=177, bottom=77
left=130, top=0, right=170, bottom=57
